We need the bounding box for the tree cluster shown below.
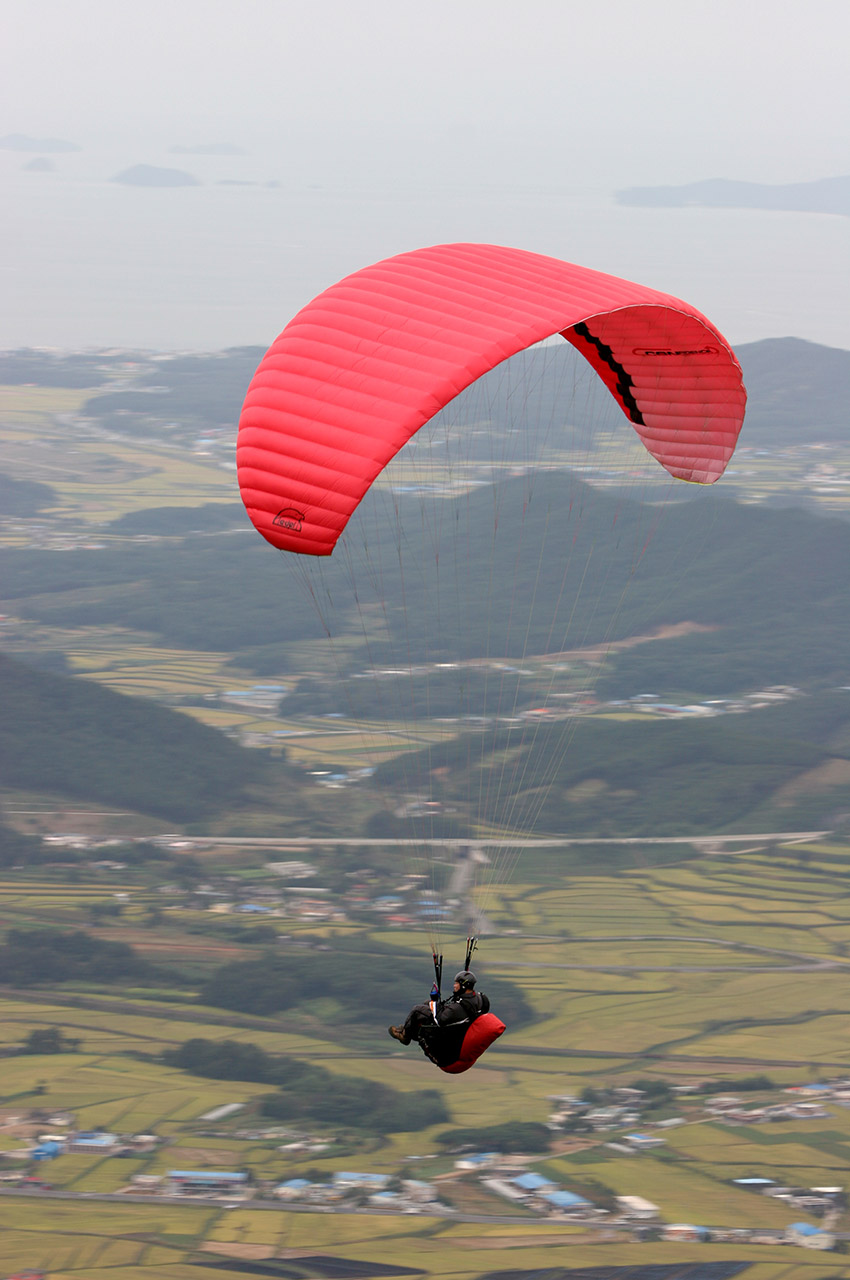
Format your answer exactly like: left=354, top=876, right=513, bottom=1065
left=0, top=928, right=152, bottom=987
left=164, top=1037, right=447, bottom=1133
left=0, top=820, right=51, bottom=869
left=21, top=1027, right=81, bottom=1055
left=108, top=503, right=247, bottom=536
left=436, top=1120, right=551, bottom=1153
left=701, top=1074, right=776, bottom=1094
left=199, top=945, right=532, bottom=1029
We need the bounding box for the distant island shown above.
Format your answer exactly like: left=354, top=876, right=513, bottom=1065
left=170, top=143, right=246, bottom=155
left=112, top=164, right=200, bottom=188
left=616, top=174, right=850, bottom=217
left=0, top=133, right=80, bottom=153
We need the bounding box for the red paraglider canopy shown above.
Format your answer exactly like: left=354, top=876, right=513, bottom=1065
left=237, top=243, right=746, bottom=556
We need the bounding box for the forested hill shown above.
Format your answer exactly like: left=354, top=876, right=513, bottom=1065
left=371, top=692, right=850, bottom=837
left=4, top=476, right=848, bottom=695
left=737, top=337, right=850, bottom=444
left=2, top=337, right=846, bottom=449
left=0, top=654, right=268, bottom=820
left=0, top=472, right=57, bottom=517
left=91, top=338, right=850, bottom=450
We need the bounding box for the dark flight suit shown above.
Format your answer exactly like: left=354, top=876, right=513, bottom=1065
left=403, top=989, right=490, bottom=1068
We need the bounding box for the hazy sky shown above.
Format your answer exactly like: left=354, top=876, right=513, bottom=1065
left=2, top=1, right=849, bottom=350
left=4, top=0, right=848, bottom=188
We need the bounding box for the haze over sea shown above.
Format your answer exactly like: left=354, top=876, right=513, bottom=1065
left=4, top=146, right=848, bottom=353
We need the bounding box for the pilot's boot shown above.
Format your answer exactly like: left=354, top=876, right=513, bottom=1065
left=388, top=1024, right=410, bottom=1045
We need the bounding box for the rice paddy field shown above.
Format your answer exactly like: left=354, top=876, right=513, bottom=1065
left=0, top=1198, right=843, bottom=1280
left=2, top=840, right=850, bottom=1276
left=0, top=384, right=235, bottom=529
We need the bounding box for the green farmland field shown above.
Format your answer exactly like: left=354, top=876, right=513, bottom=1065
left=0, top=1198, right=844, bottom=1280
left=2, top=841, right=850, bottom=1279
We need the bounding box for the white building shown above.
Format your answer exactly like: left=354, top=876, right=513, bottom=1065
left=663, top=1224, right=710, bottom=1242
left=623, top=1133, right=666, bottom=1151
left=401, top=1179, right=438, bottom=1202
left=454, top=1152, right=499, bottom=1171
left=332, top=1171, right=390, bottom=1191
left=616, top=1195, right=660, bottom=1219
left=483, top=1178, right=528, bottom=1203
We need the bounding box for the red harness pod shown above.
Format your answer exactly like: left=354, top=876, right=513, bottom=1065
left=439, top=1012, right=506, bottom=1075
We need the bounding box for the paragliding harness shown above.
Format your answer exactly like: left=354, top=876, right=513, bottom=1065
left=418, top=938, right=505, bottom=1074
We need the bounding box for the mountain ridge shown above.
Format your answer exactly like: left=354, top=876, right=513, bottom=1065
left=616, top=175, right=850, bottom=217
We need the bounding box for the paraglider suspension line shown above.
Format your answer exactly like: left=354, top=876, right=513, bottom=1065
left=432, top=951, right=443, bottom=1001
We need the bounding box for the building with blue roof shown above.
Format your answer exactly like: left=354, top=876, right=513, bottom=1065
left=542, top=1190, right=591, bottom=1211
left=513, top=1172, right=555, bottom=1192
left=32, top=1141, right=63, bottom=1161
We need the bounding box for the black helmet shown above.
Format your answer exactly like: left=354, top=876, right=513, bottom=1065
left=454, top=970, right=477, bottom=990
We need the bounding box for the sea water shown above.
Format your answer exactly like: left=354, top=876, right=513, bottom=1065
left=2, top=148, right=847, bottom=352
